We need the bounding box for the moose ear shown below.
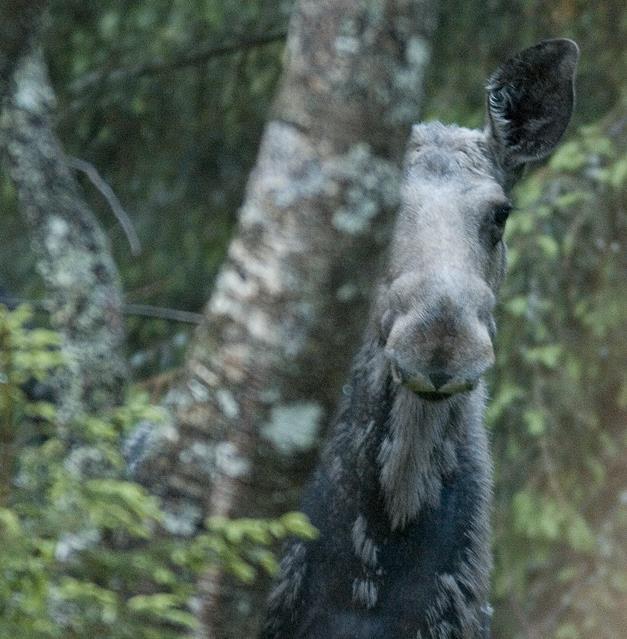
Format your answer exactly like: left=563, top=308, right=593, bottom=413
left=486, top=38, right=579, bottom=168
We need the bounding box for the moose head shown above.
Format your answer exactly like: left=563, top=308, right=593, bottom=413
left=381, top=39, right=579, bottom=400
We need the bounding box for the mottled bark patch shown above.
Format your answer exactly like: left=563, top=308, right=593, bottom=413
left=2, top=49, right=127, bottom=423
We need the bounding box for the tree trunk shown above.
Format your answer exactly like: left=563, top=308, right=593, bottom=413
left=132, top=1, right=439, bottom=636
left=1, top=48, right=127, bottom=421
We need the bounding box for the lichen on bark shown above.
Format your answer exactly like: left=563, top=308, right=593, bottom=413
left=1, top=49, right=127, bottom=422
left=127, top=1, right=439, bottom=636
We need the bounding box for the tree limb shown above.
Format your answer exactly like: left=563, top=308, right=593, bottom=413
left=0, top=294, right=203, bottom=325
left=123, top=303, right=203, bottom=324
left=70, top=30, right=287, bottom=94
left=67, top=156, right=141, bottom=256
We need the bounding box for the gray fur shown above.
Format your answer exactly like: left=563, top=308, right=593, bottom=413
left=261, top=39, right=578, bottom=639
left=352, top=577, right=379, bottom=609
left=262, top=541, right=308, bottom=636
left=352, top=514, right=379, bottom=568
left=377, top=388, right=462, bottom=530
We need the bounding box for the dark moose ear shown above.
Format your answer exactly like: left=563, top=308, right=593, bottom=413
left=486, top=38, right=579, bottom=168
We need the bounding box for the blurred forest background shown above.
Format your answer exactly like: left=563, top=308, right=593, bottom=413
left=0, top=1, right=625, bottom=638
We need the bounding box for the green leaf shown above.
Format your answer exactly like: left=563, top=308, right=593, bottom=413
left=280, top=512, right=319, bottom=540
left=523, top=409, right=545, bottom=436
left=522, top=344, right=562, bottom=368
left=536, top=235, right=559, bottom=259
left=549, top=141, right=586, bottom=171
left=504, top=296, right=528, bottom=317
left=0, top=508, right=22, bottom=537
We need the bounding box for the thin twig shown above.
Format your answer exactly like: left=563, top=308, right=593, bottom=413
left=0, top=316, right=16, bottom=506
left=0, top=295, right=46, bottom=311
left=123, top=303, right=203, bottom=324
left=0, top=296, right=202, bottom=325
left=67, top=156, right=141, bottom=256
left=71, top=31, right=287, bottom=93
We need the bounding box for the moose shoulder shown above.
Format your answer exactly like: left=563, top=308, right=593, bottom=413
left=261, top=39, right=579, bottom=639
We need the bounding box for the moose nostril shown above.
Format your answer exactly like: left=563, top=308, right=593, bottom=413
left=429, top=371, right=453, bottom=390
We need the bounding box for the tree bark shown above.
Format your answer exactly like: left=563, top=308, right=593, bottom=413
left=130, top=1, right=438, bottom=636
left=1, top=48, right=127, bottom=421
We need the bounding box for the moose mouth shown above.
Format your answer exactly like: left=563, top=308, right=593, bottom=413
left=412, top=384, right=476, bottom=402
left=414, top=390, right=452, bottom=402
left=390, top=361, right=477, bottom=400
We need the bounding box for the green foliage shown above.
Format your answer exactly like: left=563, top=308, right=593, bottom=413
left=488, top=112, right=627, bottom=638
left=182, top=513, right=318, bottom=584
left=0, top=305, right=315, bottom=637
left=423, top=3, right=627, bottom=634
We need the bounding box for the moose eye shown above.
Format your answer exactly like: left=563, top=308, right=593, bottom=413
left=493, top=203, right=512, bottom=227
left=489, top=203, right=512, bottom=245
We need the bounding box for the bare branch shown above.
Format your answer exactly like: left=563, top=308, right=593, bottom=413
left=0, top=294, right=202, bottom=325
left=0, top=294, right=45, bottom=311
left=67, top=156, right=141, bottom=256
left=70, top=31, right=287, bottom=94
left=123, top=303, right=202, bottom=324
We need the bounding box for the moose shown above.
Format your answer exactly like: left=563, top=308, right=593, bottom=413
left=261, top=39, right=579, bottom=639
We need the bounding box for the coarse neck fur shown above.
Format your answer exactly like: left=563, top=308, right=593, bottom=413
left=327, top=328, right=489, bottom=534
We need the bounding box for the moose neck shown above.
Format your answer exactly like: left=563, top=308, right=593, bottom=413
left=356, top=332, right=487, bottom=532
